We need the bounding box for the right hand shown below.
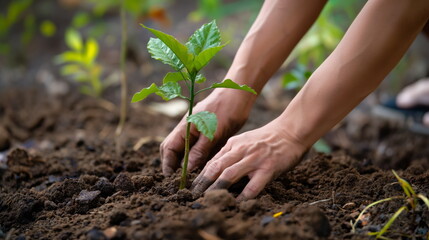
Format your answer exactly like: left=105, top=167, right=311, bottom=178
left=160, top=88, right=256, bottom=175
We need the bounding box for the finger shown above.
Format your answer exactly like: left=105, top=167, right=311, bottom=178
left=187, top=137, right=215, bottom=172
left=206, top=161, right=252, bottom=191
left=160, top=121, right=188, bottom=175
left=424, top=112, right=429, bottom=126
left=160, top=138, right=184, bottom=176
left=191, top=142, right=233, bottom=186
left=236, top=171, right=273, bottom=201
left=397, top=80, right=429, bottom=107
left=191, top=151, right=241, bottom=194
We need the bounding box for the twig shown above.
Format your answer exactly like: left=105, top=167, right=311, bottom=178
left=309, top=198, right=332, bottom=206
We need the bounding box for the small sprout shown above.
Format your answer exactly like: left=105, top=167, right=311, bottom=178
left=132, top=20, right=256, bottom=189
left=351, top=170, right=429, bottom=239
left=56, top=29, right=105, bottom=97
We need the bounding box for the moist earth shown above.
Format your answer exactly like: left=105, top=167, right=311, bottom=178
left=0, top=89, right=428, bottom=240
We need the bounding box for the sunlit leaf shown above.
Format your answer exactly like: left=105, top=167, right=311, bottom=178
left=194, top=44, right=225, bottom=71
left=131, top=83, right=159, bottom=103
left=60, top=64, right=81, bottom=75
left=142, top=24, right=193, bottom=71
left=187, top=111, right=217, bottom=141
left=40, top=20, right=56, bottom=37
left=65, top=29, right=83, bottom=51
left=85, top=38, right=99, bottom=64
left=186, top=20, right=221, bottom=55
left=147, top=38, right=184, bottom=71
left=163, top=72, right=185, bottom=84
left=417, top=194, right=429, bottom=209
left=196, top=74, right=206, bottom=83
left=210, top=79, right=256, bottom=94
left=72, top=12, right=90, bottom=29
left=55, top=51, right=83, bottom=64
left=392, top=170, right=415, bottom=197
left=156, top=82, right=183, bottom=101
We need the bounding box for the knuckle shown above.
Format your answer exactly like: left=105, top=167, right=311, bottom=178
left=206, top=161, right=223, bottom=177
left=222, top=166, right=237, bottom=179
left=244, top=184, right=260, bottom=197
left=190, top=147, right=207, bottom=160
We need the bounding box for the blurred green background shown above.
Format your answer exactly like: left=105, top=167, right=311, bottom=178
left=0, top=0, right=428, bottom=98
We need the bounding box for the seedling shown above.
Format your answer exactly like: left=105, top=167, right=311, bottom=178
left=351, top=170, right=429, bottom=239
left=56, top=29, right=104, bottom=97
left=131, top=20, right=256, bottom=189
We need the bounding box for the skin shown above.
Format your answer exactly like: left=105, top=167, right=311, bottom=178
left=161, top=0, right=429, bottom=200
left=397, top=79, right=429, bottom=126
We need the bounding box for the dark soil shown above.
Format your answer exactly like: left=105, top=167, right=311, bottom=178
left=1, top=89, right=429, bottom=240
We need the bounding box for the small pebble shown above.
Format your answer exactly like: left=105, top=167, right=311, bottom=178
left=93, top=177, right=115, bottom=197
left=103, top=227, right=117, bottom=239
left=87, top=228, right=107, bottom=240
left=113, top=173, right=134, bottom=192
left=260, top=216, right=276, bottom=226
left=109, top=211, right=128, bottom=225
left=190, top=202, right=203, bottom=209
left=76, top=190, right=101, bottom=203
left=44, top=200, right=58, bottom=210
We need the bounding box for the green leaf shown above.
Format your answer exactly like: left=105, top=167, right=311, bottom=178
left=375, top=206, right=407, bottom=238
left=186, top=20, right=221, bottom=55
left=65, top=29, right=83, bottom=51
left=147, top=38, right=184, bottom=71
left=40, top=20, right=56, bottom=37
left=163, top=72, right=185, bottom=84
left=351, top=197, right=396, bottom=233
left=156, top=82, right=183, bottom=101
left=131, top=83, right=159, bottom=103
left=72, top=12, right=90, bottom=29
left=142, top=24, right=193, bottom=71
left=131, top=82, right=184, bottom=103
left=187, top=111, right=217, bottom=141
left=392, top=170, right=416, bottom=197
left=193, top=44, right=226, bottom=71
left=417, top=194, right=429, bottom=209
left=313, top=139, right=331, bottom=153
left=55, top=51, right=83, bottom=64
left=282, top=72, right=300, bottom=90
left=196, top=74, right=206, bottom=83
left=210, top=79, right=256, bottom=94
left=60, top=64, right=82, bottom=75
left=85, top=38, right=99, bottom=64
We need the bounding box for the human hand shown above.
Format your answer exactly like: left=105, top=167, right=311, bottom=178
left=190, top=118, right=307, bottom=201
left=160, top=89, right=256, bottom=175
left=397, top=79, right=429, bottom=126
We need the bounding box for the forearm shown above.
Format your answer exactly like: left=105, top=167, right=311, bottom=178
left=222, top=0, right=327, bottom=100
left=278, top=0, right=429, bottom=149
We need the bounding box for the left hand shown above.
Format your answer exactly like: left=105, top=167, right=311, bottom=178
left=191, top=119, right=307, bottom=201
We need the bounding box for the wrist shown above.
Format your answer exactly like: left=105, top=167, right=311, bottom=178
left=207, top=88, right=256, bottom=120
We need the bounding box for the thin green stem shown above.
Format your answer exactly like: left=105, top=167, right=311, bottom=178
left=115, top=0, right=128, bottom=153
left=179, top=71, right=191, bottom=93
left=179, top=72, right=196, bottom=189
left=195, top=86, right=212, bottom=96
